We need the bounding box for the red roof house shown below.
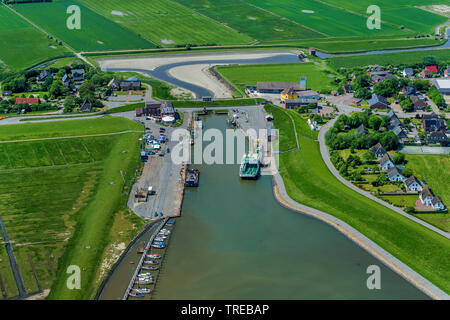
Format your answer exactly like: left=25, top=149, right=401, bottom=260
left=426, top=65, right=438, bottom=73
left=15, top=98, right=40, bottom=105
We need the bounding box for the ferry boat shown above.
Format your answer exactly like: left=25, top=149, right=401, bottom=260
left=185, top=169, right=200, bottom=187
left=129, top=290, right=145, bottom=298
left=239, top=140, right=262, bottom=179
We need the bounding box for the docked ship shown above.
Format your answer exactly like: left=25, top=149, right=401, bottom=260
left=239, top=140, right=263, bottom=179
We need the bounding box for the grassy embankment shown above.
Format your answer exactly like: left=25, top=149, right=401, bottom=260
left=265, top=104, right=450, bottom=294
left=0, top=117, right=145, bottom=299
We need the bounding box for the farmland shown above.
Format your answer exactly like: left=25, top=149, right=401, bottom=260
left=265, top=104, right=450, bottom=294
left=0, top=117, right=144, bottom=299
left=216, top=62, right=337, bottom=94
left=0, top=5, right=70, bottom=70
left=12, top=1, right=155, bottom=52
left=78, top=0, right=253, bottom=46
left=327, top=49, right=450, bottom=69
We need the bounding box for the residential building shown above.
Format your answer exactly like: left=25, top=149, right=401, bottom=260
left=400, top=85, right=416, bottom=96
left=71, top=69, right=85, bottom=82
left=15, top=97, right=40, bottom=105
left=368, top=94, right=390, bottom=109
left=420, top=187, right=434, bottom=206
left=37, top=70, right=51, bottom=82
left=135, top=101, right=174, bottom=118
left=79, top=100, right=92, bottom=112
left=410, top=95, right=427, bottom=111
left=308, top=47, right=316, bottom=56
left=356, top=124, right=369, bottom=135
left=420, top=65, right=438, bottom=78
left=402, top=68, right=414, bottom=78
left=121, top=78, right=141, bottom=91
left=432, top=79, right=450, bottom=96
left=387, top=166, right=406, bottom=182
left=369, top=143, right=387, bottom=158
left=379, top=154, right=395, bottom=171
left=404, top=176, right=423, bottom=192
left=431, top=197, right=445, bottom=210
left=343, top=84, right=353, bottom=94
left=62, top=74, right=72, bottom=87
left=107, top=77, right=121, bottom=91
left=256, top=82, right=302, bottom=94
left=283, top=98, right=318, bottom=109
left=427, top=131, right=449, bottom=146
left=422, top=115, right=446, bottom=132
left=280, top=87, right=298, bottom=102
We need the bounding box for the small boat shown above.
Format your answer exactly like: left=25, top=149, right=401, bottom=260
left=129, top=290, right=145, bottom=298
left=152, top=243, right=166, bottom=249
left=145, top=265, right=159, bottom=271
left=155, top=237, right=165, bottom=242
left=138, top=288, right=152, bottom=294
left=129, top=261, right=135, bottom=264
left=138, top=272, right=152, bottom=277
left=144, top=260, right=159, bottom=265
left=135, top=280, right=153, bottom=285
left=146, top=253, right=161, bottom=259
left=166, top=221, right=175, bottom=225
left=141, top=265, right=154, bottom=270
left=137, top=247, right=145, bottom=254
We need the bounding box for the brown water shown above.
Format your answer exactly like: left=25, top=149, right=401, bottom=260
left=100, top=115, right=428, bottom=300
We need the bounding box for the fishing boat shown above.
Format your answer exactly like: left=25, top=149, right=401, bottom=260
left=135, top=280, right=153, bottom=285
left=138, top=272, right=152, bottom=277
left=152, top=243, right=165, bottom=249
left=145, top=265, right=159, bottom=271
left=129, top=290, right=145, bottom=298
left=144, top=259, right=159, bottom=265
left=147, top=253, right=161, bottom=259
left=155, top=237, right=165, bottom=242
left=138, top=288, right=152, bottom=294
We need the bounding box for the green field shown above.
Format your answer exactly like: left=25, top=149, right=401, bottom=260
left=0, top=5, right=70, bottom=70
left=78, top=0, right=253, bottom=47
left=0, top=117, right=144, bottom=299
left=0, top=116, right=142, bottom=141
left=217, top=62, right=337, bottom=94
left=405, top=154, right=450, bottom=231
left=327, top=49, right=450, bottom=69
left=13, top=1, right=155, bottom=51
left=265, top=104, right=450, bottom=294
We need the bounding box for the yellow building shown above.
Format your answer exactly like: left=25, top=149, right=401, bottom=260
left=280, top=87, right=298, bottom=102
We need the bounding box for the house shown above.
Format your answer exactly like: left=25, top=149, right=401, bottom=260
left=392, top=125, right=408, bottom=142
left=2, top=90, right=12, bottom=97
left=79, top=100, right=92, bottom=112
left=308, top=47, right=316, bottom=56
left=427, top=131, right=449, bottom=146
left=367, top=71, right=396, bottom=83
left=160, top=100, right=175, bottom=117
left=402, top=68, right=414, bottom=78
left=120, top=78, right=141, bottom=91
left=62, top=74, right=72, bottom=87
left=107, top=77, right=121, bottom=91
left=404, top=176, right=423, bottom=192
left=420, top=65, right=438, bottom=78
left=37, top=70, right=51, bottom=82
left=420, top=187, right=435, bottom=206
left=444, top=68, right=449, bottom=77
left=369, top=143, right=387, bottom=158
left=410, top=95, right=427, bottom=111
left=369, top=94, right=390, bottom=109
left=280, top=87, right=298, bottom=102
left=422, top=115, right=446, bottom=132
left=71, top=69, right=85, bottom=82
left=387, top=166, right=406, bottom=182
left=431, top=197, right=445, bottom=210
left=379, top=154, right=395, bottom=171
left=15, top=97, right=40, bottom=105
left=356, top=124, right=369, bottom=135
left=401, top=86, right=416, bottom=96
left=135, top=101, right=174, bottom=118
left=343, top=84, right=353, bottom=94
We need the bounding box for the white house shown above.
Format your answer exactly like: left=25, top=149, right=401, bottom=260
left=387, top=167, right=406, bottom=182
left=402, top=68, right=414, bottom=78
left=404, top=176, right=423, bottom=192
left=369, top=143, right=387, bottom=158
left=431, top=197, right=445, bottom=211
left=420, top=188, right=434, bottom=206
left=379, top=154, right=394, bottom=171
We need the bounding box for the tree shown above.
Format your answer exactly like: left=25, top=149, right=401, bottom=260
left=373, top=78, right=399, bottom=97
left=353, top=74, right=371, bottom=89
left=400, top=97, right=414, bottom=112
left=422, top=56, right=437, bottom=66
left=368, top=115, right=382, bottom=131
left=402, top=168, right=413, bottom=177
left=393, top=153, right=406, bottom=165
left=354, top=87, right=372, bottom=100
left=362, top=150, right=376, bottom=163
left=49, top=82, right=64, bottom=98
left=63, top=95, right=75, bottom=113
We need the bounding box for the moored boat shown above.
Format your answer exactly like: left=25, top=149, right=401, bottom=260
left=129, top=290, right=145, bottom=298
left=144, top=259, right=159, bottom=265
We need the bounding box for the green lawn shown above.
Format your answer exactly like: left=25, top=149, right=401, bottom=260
left=0, top=116, right=142, bottom=141
left=13, top=1, right=155, bottom=51
left=327, top=49, right=450, bottom=69
left=265, top=104, right=450, bottom=294
left=0, top=5, right=70, bottom=70
left=78, top=0, right=253, bottom=47
left=217, top=62, right=337, bottom=94
left=405, top=154, right=450, bottom=231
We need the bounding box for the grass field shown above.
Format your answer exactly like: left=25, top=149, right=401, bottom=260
left=13, top=1, right=155, bottom=52
left=78, top=0, right=253, bottom=46
left=327, top=49, right=450, bottom=69
left=0, top=116, right=142, bottom=141
left=405, top=154, right=450, bottom=232
left=0, top=5, right=70, bottom=70
left=265, top=104, right=450, bottom=294
left=217, top=62, right=337, bottom=94
left=0, top=117, right=144, bottom=299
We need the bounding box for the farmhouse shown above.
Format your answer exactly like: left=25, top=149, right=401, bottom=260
left=79, top=100, right=92, bottom=112
left=404, top=176, right=423, bottom=192
left=410, top=95, right=427, bottom=111
left=343, top=84, right=353, bottom=94
left=135, top=101, right=174, bottom=118
left=369, top=94, right=390, bottom=109
left=419, top=187, right=434, bottom=206
left=420, top=65, right=438, bottom=78
left=62, top=74, right=72, bottom=87
left=431, top=197, right=445, bottom=211
left=356, top=124, right=368, bottom=136
left=121, top=77, right=141, bottom=91
left=15, top=97, right=39, bottom=105
left=108, top=77, right=121, bottom=91
left=402, top=68, right=414, bottom=78
left=387, top=166, right=406, bottom=182
left=37, top=70, right=51, bottom=82
left=427, top=131, right=449, bottom=146
left=422, top=115, right=446, bottom=132
left=369, top=143, right=387, bottom=158
left=367, top=71, right=396, bottom=83
left=71, top=69, right=85, bottom=82
left=401, top=86, right=416, bottom=96
left=379, top=154, right=395, bottom=171
left=308, top=47, right=316, bottom=56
